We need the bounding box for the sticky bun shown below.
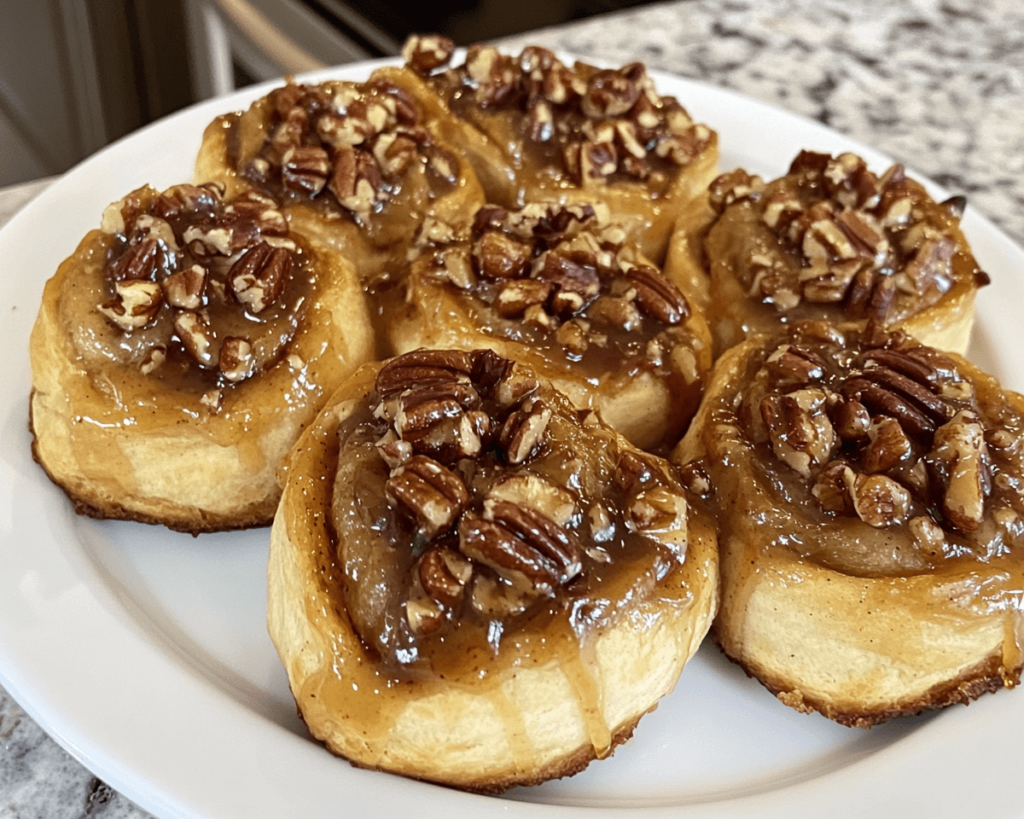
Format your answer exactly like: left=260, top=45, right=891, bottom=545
left=673, top=322, right=1024, bottom=726
left=385, top=200, right=713, bottom=451
left=665, top=151, right=989, bottom=356
left=194, top=75, right=486, bottom=287
left=269, top=348, right=718, bottom=790
left=29, top=182, right=374, bottom=532
left=386, top=35, right=720, bottom=262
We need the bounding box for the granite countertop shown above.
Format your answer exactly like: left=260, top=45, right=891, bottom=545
left=2, top=0, right=1023, bottom=816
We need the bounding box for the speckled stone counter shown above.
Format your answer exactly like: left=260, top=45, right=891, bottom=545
left=2, top=1, right=1023, bottom=815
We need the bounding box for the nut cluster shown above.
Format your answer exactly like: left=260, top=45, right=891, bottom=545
left=416, top=201, right=692, bottom=364
left=97, top=183, right=302, bottom=390
left=243, top=79, right=459, bottom=223
left=368, top=349, right=687, bottom=638
left=709, top=151, right=989, bottom=319
left=403, top=36, right=712, bottom=186
left=747, top=324, right=1019, bottom=540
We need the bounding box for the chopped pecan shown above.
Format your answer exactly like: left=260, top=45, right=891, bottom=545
left=219, top=337, right=253, bottom=382
left=174, top=310, right=216, bottom=367
left=423, top=142, right=459, bottom=185
left=372, top=132, right=418, bottom=177
left=281, top=145, right=330, bottom=195
left=766, top=344, right=826, bottom=387
left=386, top=454, right=469, bottom=538
left=329, top=147, right=383, bottom=218
left=862, top=416, right=913, bottom=473
left=465, top=46, right=517, bottom=106
left=402, top=34, right=455, bottom=74
left=500, top=398, right=552, bottom=464
left=418, top=545, right=473, bottom=608
left=229, top=242, right=292, bottom=314
left=163, top=264, right=207, bottom=310
left=108, top=237, right=167, bottom=282
left=928, top=410, right=990, bottom=533
left=473, top=230, right=533, bottom=280
left=97, top=279, right=164, bottom=331
left=496, top=278, right=554, bottom=318
left=845, top=471, right=910, bottom=528
left=533, top=251, right=600, bottom=315
left=581, top=64, right=643, bottom=118
left=761, top=388, right=837, bottom=478
left=709, top=169, right=764, bottom=213
left=626, top=485, right=688, bottom=551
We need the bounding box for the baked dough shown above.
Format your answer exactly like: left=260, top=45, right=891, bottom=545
left=388, top=36, right=720, bottom=263
left=673, top=322, right=1024, bottom=726
left=30, top=182, right=374, bottom=533
left=665, top=151, right=989, bottom=357
left=269, top=348, right=718, bottom=790
left=193, top=76, right=486, bottom=291
left=385, top=200, right=713, bottom=451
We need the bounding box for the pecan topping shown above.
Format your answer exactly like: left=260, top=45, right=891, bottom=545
left=219, top=337, right=254, bottom=382
left=760, top=388, right=837, bottom=478
left=163, top=264, right=207, bottom=310
left=387, top=455, right=470, bottom=538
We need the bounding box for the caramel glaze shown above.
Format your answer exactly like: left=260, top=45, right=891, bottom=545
left=701, top=153, right=988, bottom=355
left=675, top=325, right=1024, bottom=725
left=270, top=361, right=718, bottom=789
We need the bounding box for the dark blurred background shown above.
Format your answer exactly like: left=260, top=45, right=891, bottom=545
left=0, top=0, right=653, bottom=188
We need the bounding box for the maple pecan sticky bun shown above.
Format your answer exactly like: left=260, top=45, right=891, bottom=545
left=385, top=200, right=713, bottom=451
left=268, top=348, right=718, bottom=791
left=29, top=182, right=374, bottom=532
left=672, top=321, right=1024, bottom=727
left=665, top=150, right=989, bottom=357
left=193, top=75, right=486, bottom=287
left=384, top=35, right=720, bottom=262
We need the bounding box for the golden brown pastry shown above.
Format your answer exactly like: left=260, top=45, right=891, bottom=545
left=269, top=348, right=718, bottom=791
left=665, top=151, right=990, bottom=356
left=386, top=35, right=720, bottom=262
left=194, top=76, right=486, bottom=289
left=30, top=182, right=374, bottom=532
left=673, top=321, right=1024, bottom=726
left=383, top=199, right=713, bottom=451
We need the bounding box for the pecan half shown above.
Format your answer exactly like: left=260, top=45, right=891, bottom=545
left=459, top=501, right=581, bottom=593
left=623, top=264, right=689, bottom=325
left=281, top=145, right=330, bottom=195
left=229, top=241, right=292, bottom=314
left=386, top=455, right=469, bottom=538
left=375, top=349, right=476, bottom=398
left=418, top=545, right=473, bottom=608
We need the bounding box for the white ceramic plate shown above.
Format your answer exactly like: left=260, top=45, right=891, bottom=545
left=2, top=59, right=1024, bottom=819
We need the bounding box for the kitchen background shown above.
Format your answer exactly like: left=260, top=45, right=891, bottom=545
left=0, top=0, right=653, bottom=188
